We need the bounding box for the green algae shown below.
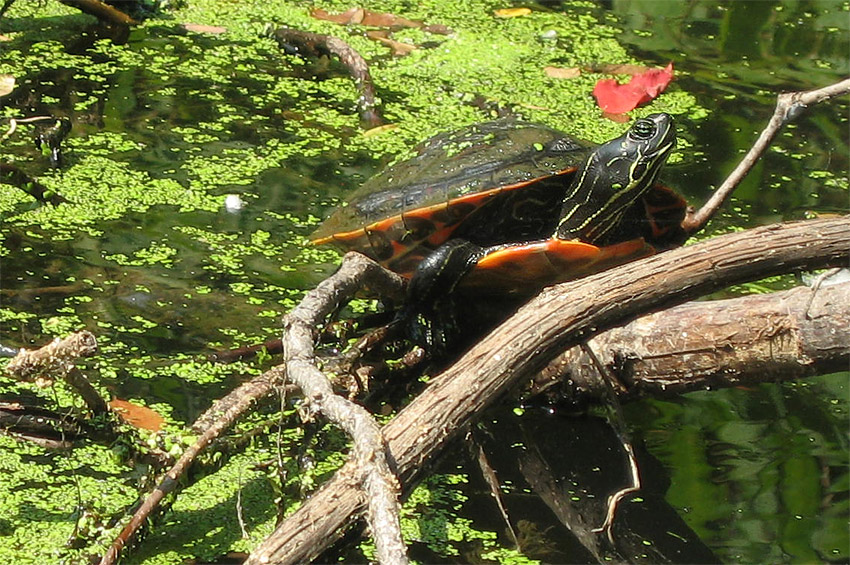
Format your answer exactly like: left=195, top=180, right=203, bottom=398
left=0, top=0, right=702, bottom=559
left=3, top=0, right=843, bottom=563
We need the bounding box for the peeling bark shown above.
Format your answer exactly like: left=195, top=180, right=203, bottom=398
left=532, top=279, right=850, bottom=402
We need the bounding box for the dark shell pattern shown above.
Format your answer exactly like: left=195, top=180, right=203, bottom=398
left=311, top=120, right=595, bottom=275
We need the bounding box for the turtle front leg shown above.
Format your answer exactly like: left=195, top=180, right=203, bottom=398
left=396, top=238, right=485, bottom=355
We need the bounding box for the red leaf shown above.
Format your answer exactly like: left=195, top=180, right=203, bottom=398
left=592, top=62, right=674, bottom=114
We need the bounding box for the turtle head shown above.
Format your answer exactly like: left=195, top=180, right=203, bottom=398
left=556, top=113, right=676, bottom=242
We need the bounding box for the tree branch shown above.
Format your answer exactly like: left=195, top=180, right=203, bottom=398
left=57, top=0, right=137, bottom=26
left=246, top=216, right=849, bottom=564
left=531, top=278, right=850, bottom=402
left=683, top=77, right=850, bottom=233
left=99, top=253, right=406, bottom=565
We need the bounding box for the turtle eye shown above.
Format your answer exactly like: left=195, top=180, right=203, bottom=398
left=630, top=119, right=656, bottom=140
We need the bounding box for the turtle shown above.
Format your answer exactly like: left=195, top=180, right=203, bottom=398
left=312, top=113, right=685, bottom=349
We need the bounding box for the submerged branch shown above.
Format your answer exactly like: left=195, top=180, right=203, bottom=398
left=0, top=162, right=67, bottom=206
left=272, top=27, right=384, bottom=128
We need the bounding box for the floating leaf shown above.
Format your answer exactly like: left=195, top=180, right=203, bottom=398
left=360, top=10, right=421, bottom=28
left=311, top=7, right=364, bottom=24
left=494, top=7, right=532, bottom=18
left=0, top=74, right=14, bottom=96
left=366, top=30, right=416, bottom=55
left=311, top=8, right=451, bottom=34
left=592, top=62, right=674, bottom=114
left=544, top=66, right=581, bottom=79
left=362, top=123, right=398, bottom=138
left=422, top=23, right=452, bottom=35
left=181, top=23, right=227, bottom=34
left=110, top=398, right=164, bottom=432
left=601, top=111, right=630, bottom=123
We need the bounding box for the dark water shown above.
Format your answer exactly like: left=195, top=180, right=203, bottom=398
left=0, top=1, right=847, bottom=563
left=598, top=4, right=849, bottom=563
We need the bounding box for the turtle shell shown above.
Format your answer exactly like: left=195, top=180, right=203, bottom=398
left=312, top=119, right=686, bottom=278
left=311, top=120, right=596, bottom=275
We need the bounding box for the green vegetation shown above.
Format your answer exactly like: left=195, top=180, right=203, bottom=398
left=0, top=0, right=845, bottom=563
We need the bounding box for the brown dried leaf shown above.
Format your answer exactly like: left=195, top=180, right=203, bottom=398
left=312, top=7, right=451, bottom=33
left=310, top=7, right=364, bottom=24
left=602, top=111, right=630, bottom=123
left=494, top=7, right=532, bottom=18
left=182, top=23, right=227, bottom=34
left=422, top=23, right=452, bottom=35
left=0, top=34, right=12, bottom=42
left=544, top=66, right=581, bottom=79
left=0, top=74, right=15, bottom=97
left=362, top=123, right=398, bottom=138
left=366, top=30, right=416, bottom=55
left=109, top=399, right=164, bottom=432
left=361, top=10, right=421, bottom=28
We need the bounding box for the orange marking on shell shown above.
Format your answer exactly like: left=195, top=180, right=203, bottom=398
left=476, top=239, right=600, bottom=271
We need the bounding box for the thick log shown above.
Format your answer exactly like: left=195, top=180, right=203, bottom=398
left=532, top=279, right=850, bottom=401
left=246, top=217, right=849, bottom=564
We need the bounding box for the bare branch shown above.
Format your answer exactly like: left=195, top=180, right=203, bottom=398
left=683, top=77, right=850, bottom=233
left=100, top=253, right=406, bottom=565
left=272, top=28, right=384, bottom=129
left=283, top=253, right=408, bottom=565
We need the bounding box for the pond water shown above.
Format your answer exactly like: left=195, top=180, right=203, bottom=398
left=0, top=1, right=847, bottom=563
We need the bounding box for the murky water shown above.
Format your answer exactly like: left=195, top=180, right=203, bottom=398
left=0, top=1, right=847, bottom=563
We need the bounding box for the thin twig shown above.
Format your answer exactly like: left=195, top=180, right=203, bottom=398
left=580, top=343, right=641, bottom=545
left=683, top=77, right=850, bottom=233
left=804, top=267, right=842, bottom=320
left=474, top=441, right=519, bottom=548
left=593, top=442, right=641, bottom=546
left=1, top=116, right=56, bottom=143
left=99, top=367, right=285, bottom=565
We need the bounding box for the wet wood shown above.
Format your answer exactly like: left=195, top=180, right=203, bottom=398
left=0, top=162, right=67, bottom=206
left=272, top=27, right=383, bottom=128
left=246, top=216, right=849, bottom=564
left=58, top=0, right=138, bottom=26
